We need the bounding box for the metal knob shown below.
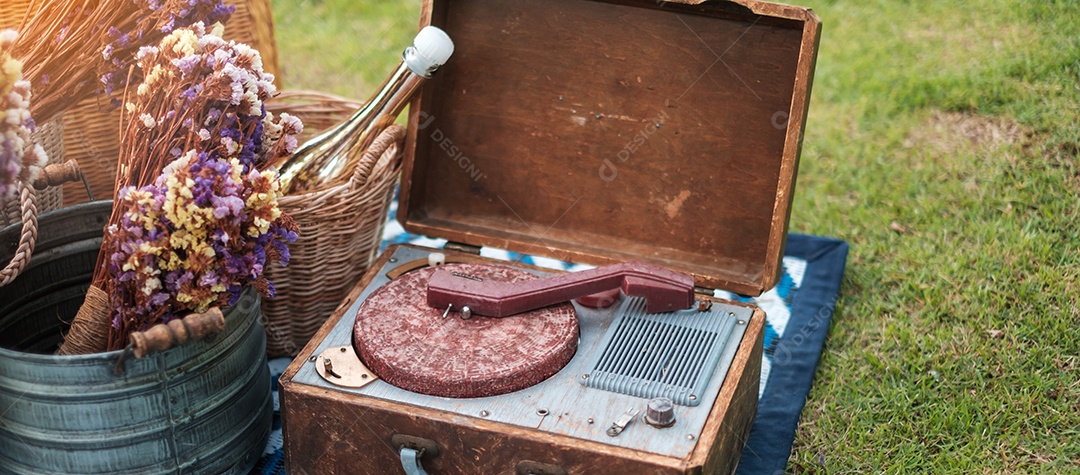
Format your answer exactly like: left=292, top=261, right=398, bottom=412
left=644, top=397, right=676, bottom=428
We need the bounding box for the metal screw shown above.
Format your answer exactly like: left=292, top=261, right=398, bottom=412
left=308, top=355, right=318, bottom=362
left=594, top=113, right=602, bottom=119
left=737, top=320, right=746, bottom=326
left=558, top=95, right=564, bottom=101
left=340, top=347, right=347, bottom=352
left=587, top=418, right=594, bottom=424
left=536, top=408, right=549, bottom=416
left=728, top=312, right=735, bottom=317
left=688, top=394, right=697, bottom=401
left=361, top=374, right=369, bottom=379
left=479, top=410, right=490, bottom=417
left=686, top=434, right=696, bottom=441
left=581, top=374, right=589, bottom=380
left=389, top=257, right=398, bottom=263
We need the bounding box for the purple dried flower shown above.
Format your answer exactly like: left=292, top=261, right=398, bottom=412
left=101, top=24, right=303, bottom=344
left=0, top=42, right=47, bottom=203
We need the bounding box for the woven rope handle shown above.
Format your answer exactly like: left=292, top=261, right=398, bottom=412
left=349, top=124, right=406, bottom=189
left=0, top=181, right=39, bottom=288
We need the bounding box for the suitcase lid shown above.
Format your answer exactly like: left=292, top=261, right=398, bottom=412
left=400, top=0, right=821, bottom=296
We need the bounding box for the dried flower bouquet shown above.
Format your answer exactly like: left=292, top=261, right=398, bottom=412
left=59, top=22, right=302, bottom=354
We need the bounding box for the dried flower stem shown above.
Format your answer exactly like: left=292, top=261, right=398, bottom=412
left=12, top=0, right=233, bottom=125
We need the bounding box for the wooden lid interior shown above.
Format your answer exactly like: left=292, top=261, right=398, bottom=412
left=402, top=0, right=820, bottom=295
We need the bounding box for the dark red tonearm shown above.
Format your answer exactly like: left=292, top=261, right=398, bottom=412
left=426, top=261, right=695, bottom=317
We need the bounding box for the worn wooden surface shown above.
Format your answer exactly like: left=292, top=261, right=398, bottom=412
left=280, top=245, right=765, bottom=474
left=402, top=0, right=821, bottom=296
left=695, top=307, right=765, bottom=475
left=282, top=385, right=694, bottom=474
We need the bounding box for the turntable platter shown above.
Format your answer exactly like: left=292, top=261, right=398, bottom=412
left=353, top=263, right=579, bottom=398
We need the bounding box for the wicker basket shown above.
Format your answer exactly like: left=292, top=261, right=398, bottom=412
left=261, top=92, right=403, bottom=357
left=59, top=0, right=283, bottom=206
left=266, top=90, right=364, bottom=141
left=1, top=118, right=64, bottom=226
left=0, top=1, right=30, bottom=29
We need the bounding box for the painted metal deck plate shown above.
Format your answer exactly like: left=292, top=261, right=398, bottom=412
left=292, top=245, right=753, bottom=458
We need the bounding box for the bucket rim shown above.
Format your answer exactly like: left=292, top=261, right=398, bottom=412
left=0, top=286, right=259, bottom=364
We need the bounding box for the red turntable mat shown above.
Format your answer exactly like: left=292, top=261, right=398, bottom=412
left=353, top=263, right=579, bottom=398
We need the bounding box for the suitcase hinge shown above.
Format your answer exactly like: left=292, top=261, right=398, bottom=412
left=444, top=241, right=482, bottom=255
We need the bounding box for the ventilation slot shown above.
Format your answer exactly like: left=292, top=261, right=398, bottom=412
left=581, top=297, right=738, bottom=406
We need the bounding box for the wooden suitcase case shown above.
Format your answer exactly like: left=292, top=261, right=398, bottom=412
left=280, top=0, right=820, bottom=473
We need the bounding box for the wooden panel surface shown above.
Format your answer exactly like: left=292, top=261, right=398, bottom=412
left=402, top=0, right=821, bottom=295
left=695, top=307, right=765, bottom=474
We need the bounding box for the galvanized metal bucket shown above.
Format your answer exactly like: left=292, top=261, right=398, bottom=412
left=0, top=201, right=272, bottom=474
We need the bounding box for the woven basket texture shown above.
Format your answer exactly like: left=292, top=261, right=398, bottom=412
left=262, top=92, right=404, bottom=357
left=58, top=0, right=283, bottom=206
left=0, top=1, right=31, bottom=29
left=1, top=119, right=64, bottom=225
left=266, top=90, right=364, bottom=142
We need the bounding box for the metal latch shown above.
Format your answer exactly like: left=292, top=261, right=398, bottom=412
left=393, top=435, right=440, bottom=475
left=400, top=447, right=428, bottom=475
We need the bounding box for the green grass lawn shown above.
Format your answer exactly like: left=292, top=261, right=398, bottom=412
left=270, top=0, right=1080, bottom=472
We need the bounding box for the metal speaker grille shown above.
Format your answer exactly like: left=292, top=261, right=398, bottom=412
left=581, top=297, right=739, bottom=406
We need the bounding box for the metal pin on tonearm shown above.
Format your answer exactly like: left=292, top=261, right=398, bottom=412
left=441, top=303, right=472, bottom=320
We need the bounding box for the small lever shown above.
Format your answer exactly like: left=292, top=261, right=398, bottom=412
left=427, top=260, right=694, bottom=318
left=606, top=407, right=640, bottom=437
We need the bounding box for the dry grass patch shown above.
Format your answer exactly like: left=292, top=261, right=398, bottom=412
left=904, top=110, right=1028, bottom=155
